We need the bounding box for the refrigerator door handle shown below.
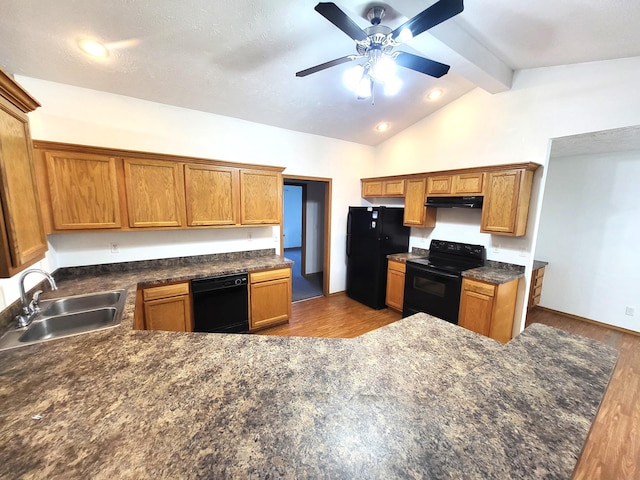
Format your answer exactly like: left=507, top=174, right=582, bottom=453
left=347, top=211, right=352, bottom=234
left=346, top=235, right=352, bottom=258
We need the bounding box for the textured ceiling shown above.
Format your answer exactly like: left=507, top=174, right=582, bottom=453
left=1, top=0, right=640, bottom=146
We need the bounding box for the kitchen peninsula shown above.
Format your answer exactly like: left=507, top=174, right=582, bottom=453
left=0, top=250, right=617, bottom=479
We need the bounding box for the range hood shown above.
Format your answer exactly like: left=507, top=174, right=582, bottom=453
left=425, top=196, right=483, bottom=209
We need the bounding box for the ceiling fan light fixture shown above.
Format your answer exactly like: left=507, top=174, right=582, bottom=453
left=371, top=55, right=396, bottom=82
left=343, top=64, right=365, bottom=91
left=396, top=27, right=413, bottom=44
left=383, top=76, right=402, bottom=96
left=356, top=75, right=373, bottom=99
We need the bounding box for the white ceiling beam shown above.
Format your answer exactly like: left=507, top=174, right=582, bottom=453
left=389, top=0, right=513, bottom=93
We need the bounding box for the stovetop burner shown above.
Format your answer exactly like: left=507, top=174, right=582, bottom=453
left=407, top=239, right=486, bottom=275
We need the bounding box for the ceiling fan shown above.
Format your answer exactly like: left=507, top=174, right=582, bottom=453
left=296, top=0, right=464, bottom=99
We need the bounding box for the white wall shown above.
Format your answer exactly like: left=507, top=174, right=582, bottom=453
left=374, top=56, right=640, bottom=334
left=0, top=76, right=375, bottom=308
left=283, top=185, right=302, bottom=249
left=535, top=150, right=640, bottom=332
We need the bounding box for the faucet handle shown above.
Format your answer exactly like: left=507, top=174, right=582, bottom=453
left=29, top=290, right=44, bottom=313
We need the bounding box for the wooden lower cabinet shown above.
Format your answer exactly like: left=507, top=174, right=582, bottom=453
left=458, top=277, right=519, bottom=343
left=140, top=282, right=193, bottom=332
left=528, top=265, right=546, bottom=308
left=385, top=260, right=406, bottom=312
left=249, top=267, right=291, bottom=331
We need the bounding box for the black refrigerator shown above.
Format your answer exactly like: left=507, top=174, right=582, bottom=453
left=346, top=206, right=410, bottom=309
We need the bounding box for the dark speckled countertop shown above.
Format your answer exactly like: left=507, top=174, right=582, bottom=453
left=0, top=250, right=612, bottom=479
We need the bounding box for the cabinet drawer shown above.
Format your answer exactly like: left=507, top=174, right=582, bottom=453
left=250, top=267, right=291, bottom=284
left=388, top=260, right=406, bottom=273
left=143, top=282, right=190, bottom=301
left=533, top=267, right=545, bottom=281
left=463, top=279, right=495, bottom=297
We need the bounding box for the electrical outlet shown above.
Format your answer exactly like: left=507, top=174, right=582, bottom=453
left=625, top=306, right=635, bottom=316
left=492, top=245, right=499, bottom=254
left=519, top=248, right=527, bottom=257
left=247, top=232, right=253, bottom=241
left=110, top=242, right=120, bottom=254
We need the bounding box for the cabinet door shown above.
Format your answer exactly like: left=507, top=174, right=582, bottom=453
left=458, top=279, right=495, bottom=337
left=185, top=163, right=238, bottom=226
left=144, top=295, right=191, bottom=332
left=45, top=151, right=122, bottom=229
left=453, top=173, right=484, bottom=195
left=383, top=179, right=405, bottom=196
left=385, top=261, right=406, bottom=311
left=124, top=158, right=185, bottom=228
left=427, top=175, right=452, bottom=195
left=362, top=180, right=382, bottom=197
left=0, top=99, right=47, bottom=275
left=480, top=170, right=521, bottom=235
left=142, top=282, right=192, bottom=332
left=249, top=268, right=291, bottom=331
left=403, top=178, right=436, bottom=227
left=240, top=169, right=282, bottom=225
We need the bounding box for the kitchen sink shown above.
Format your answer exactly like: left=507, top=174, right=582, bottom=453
left=0, top=289, right=126, bottom=351
left=39, top=291, right=122, bottom=317
left=18, top=308, right=118, bottom=343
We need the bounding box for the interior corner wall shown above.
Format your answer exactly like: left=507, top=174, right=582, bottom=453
left=373, top=56, right=640, bottom=335
left=535, top=150, right=640, bottom=333
left=10, top=76, right=375, bottom=301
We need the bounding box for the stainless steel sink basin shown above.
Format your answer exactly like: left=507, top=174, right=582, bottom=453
left=19, top=308, right=118, bottom=343
left=0, top=289, right=126, bottom=351
left=39, top=291, right=122, bottom=317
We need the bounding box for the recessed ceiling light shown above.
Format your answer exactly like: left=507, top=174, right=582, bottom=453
left=426, top=89, right=443, bottom=101
left=375, top=122, right=390, bottom=133
left=78, top=39, right=109, bottom=57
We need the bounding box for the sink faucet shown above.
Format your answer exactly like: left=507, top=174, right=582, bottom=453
left=15, top=269, right=57, bottom=328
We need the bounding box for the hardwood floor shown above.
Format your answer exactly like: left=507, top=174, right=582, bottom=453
left=260, top=295, right=640, bottom=480
left=258, top=293, right=402, bottom=338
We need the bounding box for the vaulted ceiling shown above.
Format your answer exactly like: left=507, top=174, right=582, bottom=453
left=2, top=1, right=640, bottom=145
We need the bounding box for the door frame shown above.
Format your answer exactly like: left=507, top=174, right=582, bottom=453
left=282, top=175, right=332, bottom=297
left=283, top=183, right=307, bottom=274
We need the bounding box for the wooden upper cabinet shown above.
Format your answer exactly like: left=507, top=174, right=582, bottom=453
left=453, top=173, right=484, bottom=195
left=44, top=151, right=122, bottom=230
left=0, top=69, right=47, bottom=277
left=403, top=177, right=436, bottom=227
left=185, top=163, right=239, bottom=226
left=362, top=179, right=405, bottom=197
left=240, top=169, right=282, bottom=225
left=124, top=158, right=186, bottom=228
left=481, top=169, right=534, bottom=236
left=427, top=175, right=452, bottom=195
left=428, top=173, right=484, bottom=196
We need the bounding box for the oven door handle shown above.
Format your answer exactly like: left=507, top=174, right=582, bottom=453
left=421, top=268, right=461, bottom=280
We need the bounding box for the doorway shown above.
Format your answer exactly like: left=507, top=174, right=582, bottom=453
left=283, top=176, right=331, bottom=302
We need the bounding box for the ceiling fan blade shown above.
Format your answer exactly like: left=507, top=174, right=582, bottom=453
left=315, top=3, right=368, bottom=42
left=392, top=0, right=464, bottom=40
left=296, top=56, right=355, bottom=77
left=395, top=52, right=450, bottom=78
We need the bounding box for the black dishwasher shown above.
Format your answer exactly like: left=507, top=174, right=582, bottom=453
left=191, top=272, right=249, bottom=333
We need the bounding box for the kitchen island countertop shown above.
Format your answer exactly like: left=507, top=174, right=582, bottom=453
left=0, top=252, right=617, bottom=480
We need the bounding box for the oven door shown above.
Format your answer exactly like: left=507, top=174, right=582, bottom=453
left=402, top=263, right=462, bottom=324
